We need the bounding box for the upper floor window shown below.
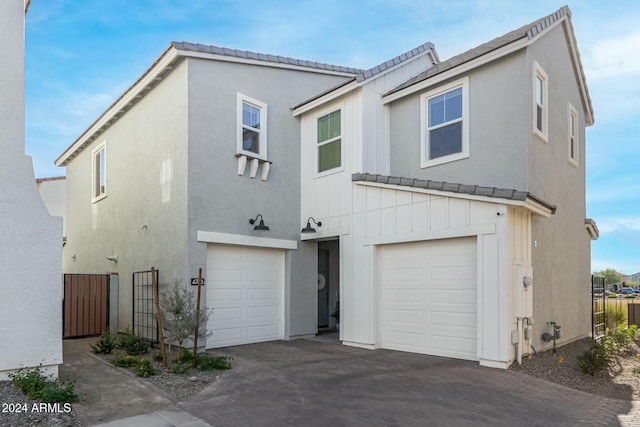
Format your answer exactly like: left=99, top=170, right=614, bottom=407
left=92, top=142, right=107, bottom=202
left=533, top=62, right=548, bottom=142
left=568, top=103, right=579, bottom=167
left=420, top=77, right=469, bottom=168
left=317, top=109, right=342, bottom=173
left=237, top=94, right=267, bottom=161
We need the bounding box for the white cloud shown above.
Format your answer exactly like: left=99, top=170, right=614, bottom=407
left=584, top=31, right=640, bottom=81
left=596, top=217, right=640, bottom=234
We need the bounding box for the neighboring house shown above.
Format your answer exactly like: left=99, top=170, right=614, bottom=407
left=294, top=6, right=597, bottom=368
left=0, top=0, right=63, bottom=380
left=57, top=6, right=597, bottom=369
left=36, top=176, right=66, bottom=235
left=55, top=42, right=359, bottom=346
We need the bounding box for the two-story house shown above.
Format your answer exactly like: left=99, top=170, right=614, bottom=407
left=55, top=42, right=360, bottom=347
left=58, top=6, right=596, bottom=369
left=294, top=6, right=596, bottom=368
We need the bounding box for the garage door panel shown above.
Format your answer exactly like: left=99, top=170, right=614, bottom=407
left=247, top=304, right=280, bottom=319
left=431, top=334, right=476, bottom=357
left=430, top=291, right=475, bottom=305
left=380, top=237, right=477, bottom=361
left=384, top=309, right=424, bottom=324
left=206, top=244, right=284, bottom=349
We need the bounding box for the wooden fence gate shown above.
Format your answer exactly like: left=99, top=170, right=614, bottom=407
left=63, top=274, right=110, bottom=338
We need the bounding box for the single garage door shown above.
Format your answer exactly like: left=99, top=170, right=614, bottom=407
left=379, top=236, right=477, bottom=361
left=206, top=244, right=284, bottom=349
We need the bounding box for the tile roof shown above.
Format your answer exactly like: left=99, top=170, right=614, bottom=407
left=355, top=42, right=437, bottom=83
left=352, top=172, right=556, bottom=213
left=384, top=6, right=590, bottom=108
left=172, top=42, right=363, bottom=75
left=36, top=176, right=66, bottom=183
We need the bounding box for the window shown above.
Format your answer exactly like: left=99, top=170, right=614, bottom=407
left=533, top=62, right=548, bottom=142
left=92, top=142, right=106, bottom=202
left=568, top=103, right=579, bottom=167
left=237, top=94, right=267, bottom=160
left=317, top=109, right=341, bottom=173
left=420, top=77, right=469, bottom=168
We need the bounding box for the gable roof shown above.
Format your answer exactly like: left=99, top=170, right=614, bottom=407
left=352, top=172, right=556, bottom=216
left=55, top=42, right=359, bottom=167
left=383, top=6, right=594, bottom=126
left=291, top=42, right=438, bottom=115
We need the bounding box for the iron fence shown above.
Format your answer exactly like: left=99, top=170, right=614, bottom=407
left=132, top=269, right=159, bottom=344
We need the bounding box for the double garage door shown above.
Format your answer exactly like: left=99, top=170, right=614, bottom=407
left=379, top=237, right=478, bottom=361
left=205, top=244, right=284, bottom=349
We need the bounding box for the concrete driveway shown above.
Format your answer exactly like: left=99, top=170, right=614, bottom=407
left=179, top=337, right=639, bottom=426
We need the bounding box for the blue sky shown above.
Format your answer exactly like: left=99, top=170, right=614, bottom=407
left=24, top=1, right=640, bottom=274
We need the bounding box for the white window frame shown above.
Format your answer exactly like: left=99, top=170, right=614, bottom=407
left=533, top=61, right=548, bottom=142
left=567, top=103, right=579, bottom=167
left=92, top=141, right=107, bottom=203
left=237, top=93, right=268, bottom=161
left=420, top=77, right=469, bottom=168
left=315, top=106, right=344, bottom=177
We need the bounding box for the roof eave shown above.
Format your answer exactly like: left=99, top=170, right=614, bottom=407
left=55, top=45, right=181, bottom=167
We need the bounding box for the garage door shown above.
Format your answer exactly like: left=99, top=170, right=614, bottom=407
left=379, top=237, right=477, bottom=361
left=206, top=244, right=284, bottom=349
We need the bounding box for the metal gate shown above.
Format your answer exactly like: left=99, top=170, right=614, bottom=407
left=132, top=269, right=159, bottom=343
left=592, top=275, right=606, bottom=341
left=63, top=274, right=110, bottom=338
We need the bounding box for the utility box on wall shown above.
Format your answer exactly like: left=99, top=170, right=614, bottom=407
left=514, top=264, right=533, bottom=319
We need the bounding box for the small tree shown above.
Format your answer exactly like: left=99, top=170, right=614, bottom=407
left=159, top=281, right=211, bottom=353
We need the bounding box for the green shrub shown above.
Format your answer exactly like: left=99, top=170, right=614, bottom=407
left=91, top=329, right=117, bottom=354
left=606, top=304, right=627, bottom=329
left=153, top=351, right=164, bottom=362
left=607, top=293, right=618, bottom=298
left=605, top=324, right=639, bottom=349
left=9, top=367, right=78, bottom=403
left=134, top=359, right=157, bottom=378
left=117, top=328, right=149, bottom=355
left=111, top=353, right=157, bottom=377
left=197, top=353, right=233, bottom=371
left=577, top=343, right=610, bottom=375
left=625, top=294, right=637, bottom=299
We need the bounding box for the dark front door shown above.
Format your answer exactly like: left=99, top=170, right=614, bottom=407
left=318, top=249, right=330, bottom=328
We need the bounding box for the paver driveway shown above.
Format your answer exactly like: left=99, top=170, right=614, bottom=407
left=179, top=337, right=640, bottom=426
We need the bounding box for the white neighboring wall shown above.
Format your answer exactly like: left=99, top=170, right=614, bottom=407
left=0, top=0, right=63, bottom=380
left=36, top=176, right=66, bottom=235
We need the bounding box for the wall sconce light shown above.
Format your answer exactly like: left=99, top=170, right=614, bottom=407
left=140, top=224, right=148, bottom=230
left=70, top=254, right=76, bottom=261
left=249, top=214, right=270, bottom=231
left=106, top=254, right=118, bottom=263
left=301, top=217, right=322, bottom=233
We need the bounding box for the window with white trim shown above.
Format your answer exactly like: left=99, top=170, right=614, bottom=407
left=92, top=142, right=106, bottom=202
left=533, top=62, right=548, bottom=142
left=568, top=103, right=579, bottom=167
left=237, top=94, right=267, bottom=160
left=420, top=77, right=469, bottom=168
left=317, top=109, right=342, bottom=173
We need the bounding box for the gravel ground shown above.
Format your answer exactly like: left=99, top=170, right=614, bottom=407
left=509, top=337, right=640, bottom=400
left=0, top=381, right=82, bottom=427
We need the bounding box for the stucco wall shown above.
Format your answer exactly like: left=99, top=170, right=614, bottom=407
left=525, top=24, right=591, bottom=349
left=0, top=0, right=62, bottom=380
left=388, top=52, right=528, bottom=189
left=63, top=61, right=190, bottom=331
left=37, top=177, right=66, bottom=234
left=185, top=58, right=352, bottom=340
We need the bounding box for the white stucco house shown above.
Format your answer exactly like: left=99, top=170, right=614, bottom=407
left=0, top=0, right=63, bottom=380
left=57, top=6, right=595, bottom=368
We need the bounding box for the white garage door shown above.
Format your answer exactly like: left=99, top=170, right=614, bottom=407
left=205, top=244, right=284, bottom=349
left=379, top=237, right=477, bottom=361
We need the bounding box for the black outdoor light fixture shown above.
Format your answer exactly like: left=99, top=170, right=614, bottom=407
left=249, top=213, right=270, bottom=231
left=301, top=217, right=322, bottom=233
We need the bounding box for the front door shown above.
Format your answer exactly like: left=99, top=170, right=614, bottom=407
left=317, top=249, right=330, bottom=328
